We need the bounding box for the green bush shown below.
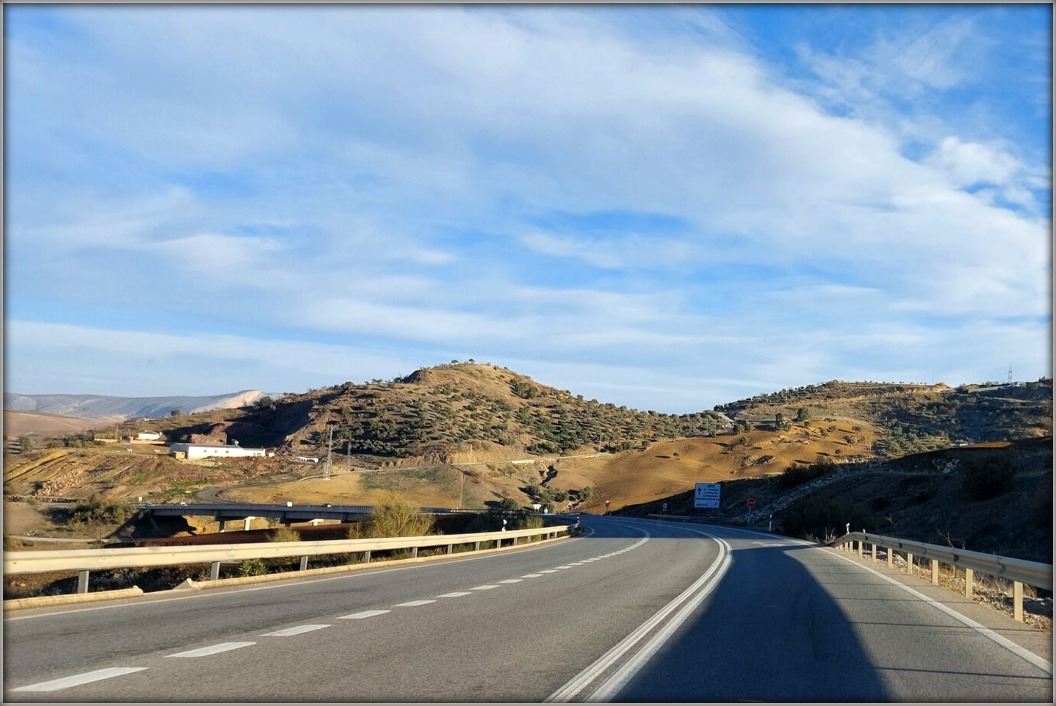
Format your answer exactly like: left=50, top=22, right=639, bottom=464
left=70, top=497, right=130, bottom=526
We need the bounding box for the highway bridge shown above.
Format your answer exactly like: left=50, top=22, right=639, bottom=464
left=139, top=502, right=469, bottom=529
left=3, top=515, right=1051, bottom=701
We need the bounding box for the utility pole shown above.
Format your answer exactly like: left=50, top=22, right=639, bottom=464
left=323, top=426, right=334, bottom=481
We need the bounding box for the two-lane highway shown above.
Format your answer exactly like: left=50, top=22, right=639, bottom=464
left=4, top=516, right=1052, bottom=702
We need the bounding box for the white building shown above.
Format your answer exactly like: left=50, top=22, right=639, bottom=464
left=169, top=442, right=266, bottom=459
left=136, top=431, right=162, bottom=441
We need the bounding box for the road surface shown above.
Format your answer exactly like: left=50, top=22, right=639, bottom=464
left=4, top=516, right=1051, bottom=701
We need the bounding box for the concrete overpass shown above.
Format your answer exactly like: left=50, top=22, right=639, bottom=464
left=138, top=502, right=467, bottom=531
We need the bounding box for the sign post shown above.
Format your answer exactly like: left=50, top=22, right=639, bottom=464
left=661, top=502, right=668, bottom=514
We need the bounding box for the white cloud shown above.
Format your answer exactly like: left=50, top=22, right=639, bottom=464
left=4, top=6, right=1050, bottom=411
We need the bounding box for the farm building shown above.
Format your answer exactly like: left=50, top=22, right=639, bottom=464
left=136, top=431, right=162, bottom=441
left=168, top=442, right=266, bottom=460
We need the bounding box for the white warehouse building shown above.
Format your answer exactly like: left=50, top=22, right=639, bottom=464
left=169, top=443, right=266, bottom=460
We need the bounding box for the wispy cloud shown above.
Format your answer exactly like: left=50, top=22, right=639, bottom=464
left=4, top=5, right=1050, bottom=412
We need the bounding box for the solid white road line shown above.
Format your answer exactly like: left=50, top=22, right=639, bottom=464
left=167, top=642, right=256, bottom=658
left=261, top=624, right=330, bottom=637
left=546, top=527, right=728, bottom=703
left=339, top=609, right=391, bottom=619
left=827, top=549, right=1053, bottom=675
left=11, top=667, right=148, bottom=693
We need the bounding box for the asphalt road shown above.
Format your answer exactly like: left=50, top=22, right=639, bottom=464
left=3, top=516, right=1052, bottom=702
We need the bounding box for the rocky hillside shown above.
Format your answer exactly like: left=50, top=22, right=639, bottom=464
left=715, top=380, right=1052, bottom=457
left=162, top=363, right=730, bottom=464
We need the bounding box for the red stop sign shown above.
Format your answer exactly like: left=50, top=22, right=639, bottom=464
left=746, top=497, right=756, bottom=507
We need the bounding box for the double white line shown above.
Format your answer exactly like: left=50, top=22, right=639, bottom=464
left=547, top=529, right=732, bottom=702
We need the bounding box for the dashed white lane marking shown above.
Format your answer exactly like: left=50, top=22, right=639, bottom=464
left=394, top=600, right=436, bottom=607
left=12, top=667, right=148, bottom=693
left=167, top=642, right=255, bottom=658
left=522, top=573, right=544, bottom=578
left=498, top=579, right=523, bottom=584
left=554, top=565, right=573, bottom=570
left=438, top=591, right=472, bottom=598
left=261, top=624, right=330, bottom=637
left=539, top=569, right=560, bottom=574
left=471, top=584, right=500, bottom=590
left=339, top=609, right=391, bottom=619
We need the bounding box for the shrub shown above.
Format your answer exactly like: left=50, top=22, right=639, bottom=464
left=781, top=496, right=871, bottom=541
left=961, top=457, right=1015, bottom=500
left=359, top=494, right=434, bottom=538
left=239, top=558, right=268, bottom=577
left=777, top=461, right=831, bottom=490
left=70, top=497, right=130, bottom=526
left=270, top=526, right=301, bottom=543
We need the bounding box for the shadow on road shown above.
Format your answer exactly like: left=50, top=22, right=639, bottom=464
left=617, top=542, right=893, bottom=702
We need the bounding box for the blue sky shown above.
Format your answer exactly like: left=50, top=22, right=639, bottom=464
left=4, top=4, right=1052, bottom=413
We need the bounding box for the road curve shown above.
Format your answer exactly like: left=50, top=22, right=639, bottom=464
left=3, top=516, right=1051, bottom=702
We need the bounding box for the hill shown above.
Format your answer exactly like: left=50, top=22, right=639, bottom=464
left=715, top=379, right=1052, bottom=455
left=160, top=362, right=731, bottom=463
left=3, top=390, right=274, bottom=420
left=616, top=437, right=1053, bottom=565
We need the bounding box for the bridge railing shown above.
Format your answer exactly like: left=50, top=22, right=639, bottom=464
left=832, top=531, right=1052, bottom=622
left=4, top=525, right=572, bottom=596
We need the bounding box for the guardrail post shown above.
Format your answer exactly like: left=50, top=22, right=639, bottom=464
left=363, top=551, right=371, bottom=564
left=210, top=562, right=221, bottom=581
left=474, top=541, right=481, bottom=551
left=1013, top=581, right=1024, bottom=622
left=856, top=540, right=862, bottom=557
left=930, top=559, right=939, bottom=585
left=77, top=570, right=89, bottom=594
left=964, top=568, right=973, bottom=598
left=299, top=556, right=308, bottom=571
left=887, top=547, right=893, bottom=568
left=447, top=544, right=454, bottom=555
left=906, top=552, right=914, bottom=576
left=871, top=543, right=877, bottom=562
left=411, top=547, right=418, bottom=559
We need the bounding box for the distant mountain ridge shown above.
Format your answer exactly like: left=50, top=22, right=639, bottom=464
left=3, top=390, right=277, bottom=419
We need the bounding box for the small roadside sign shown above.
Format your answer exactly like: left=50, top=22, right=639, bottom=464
left=746, top=497, right=756, bottom=508
left=662, top=502, right=668, bottom=513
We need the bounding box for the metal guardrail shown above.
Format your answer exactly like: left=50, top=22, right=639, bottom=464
left=832, top=531, right=1053, bottom=622
left=4, top=525, right=571, bottom=595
